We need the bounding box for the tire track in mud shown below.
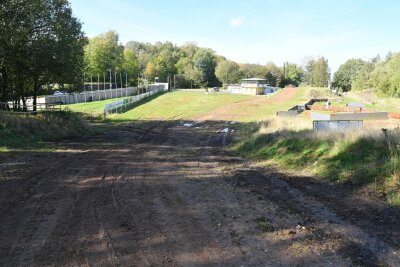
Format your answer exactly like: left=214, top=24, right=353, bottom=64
left=228, top=168, right=400, bottom=266
left=0, top=152, right=90, bottom=266
left=1, top=118, right=399, bottom=266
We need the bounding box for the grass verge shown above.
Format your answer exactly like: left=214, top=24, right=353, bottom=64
left=236, top=118, right=400, bottom=206
left=0, top=109, right=91, bottom=150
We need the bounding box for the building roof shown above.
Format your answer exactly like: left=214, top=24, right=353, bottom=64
left=242, top=78, right=267, bottom=81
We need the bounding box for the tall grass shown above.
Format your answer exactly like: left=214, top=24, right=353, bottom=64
left=0, top=109, right=91, bottom=148
left=237, top=117, right=400, bottom=205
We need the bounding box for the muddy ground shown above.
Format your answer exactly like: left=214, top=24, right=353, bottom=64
left=0, top=120, right=399, bottom=266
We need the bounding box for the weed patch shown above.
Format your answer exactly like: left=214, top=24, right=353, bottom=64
left=256, top=217, right=275, bottom=232
left=0, top=110, right=91, bottom=149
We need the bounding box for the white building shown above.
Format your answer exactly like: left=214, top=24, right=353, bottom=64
left=227, top=78, right=279, bottom=95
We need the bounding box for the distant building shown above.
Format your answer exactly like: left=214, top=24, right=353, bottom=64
left=227, top=78, right=279, bottom=95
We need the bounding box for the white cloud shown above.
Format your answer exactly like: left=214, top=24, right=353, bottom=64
left=230, top=17, right=244, bottom=27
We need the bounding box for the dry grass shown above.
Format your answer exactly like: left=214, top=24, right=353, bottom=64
left=257, top=117, right=394, bottom=143
left=0, top=110, right=91, bottom=148
left=238, top=117, right=400, bottom=205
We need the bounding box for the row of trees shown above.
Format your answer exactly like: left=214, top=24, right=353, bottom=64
left=333, top=52, right=400, bottom=97
left=1, top=0, right=333, bottom=110
left=0, top=0, right=86, bottom=110
left=83, top=31, right=331, bottom=89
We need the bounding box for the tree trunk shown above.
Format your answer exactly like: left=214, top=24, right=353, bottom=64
left=0, top=68, right=8, bottom=104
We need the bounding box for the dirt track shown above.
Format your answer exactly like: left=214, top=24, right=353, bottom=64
left=1, top=120, right=400, bottom=266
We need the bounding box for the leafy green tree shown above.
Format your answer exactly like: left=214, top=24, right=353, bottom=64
left=332, top=59, right=365, bottom=91
left=264, top=62, right=283, bottom=87
left=351, top=62, right=375, bottom=91
left=0, top=0, right=86, bottom=109
left=122, top=49, right=139, bottom=86
left=304, top=57, right=330, bottom=87
left=282, top=62, right=303, bottom=86
left=84, top=31, right=124, bottom=76
left=370, top=53, right=400, bottom=97
left=193, top=48, right=218, bottom=86
left=215, top=60, right=241, bottom=85
left=239, top=64, right=264, bottom=79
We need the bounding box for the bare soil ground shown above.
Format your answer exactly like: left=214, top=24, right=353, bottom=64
left=1, top=119, right=399, bottom=266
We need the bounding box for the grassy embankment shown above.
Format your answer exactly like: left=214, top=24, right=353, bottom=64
left=0, top=110, right=91, bottom=151
left=66, top=88, right=308, bottom=123
left=236, top=117, right=400, bottom=205
left=1, top=88, right=306, bottom=151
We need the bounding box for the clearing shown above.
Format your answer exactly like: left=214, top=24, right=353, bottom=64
left=0, top=88, right=399, bottom=266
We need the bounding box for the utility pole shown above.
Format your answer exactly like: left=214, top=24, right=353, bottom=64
left=125, top=73, right=128, bottom=97
left=83, top=73, right=87, bottom=102
left=90, top=75, right=93, bottom=101
left=103, top=73, right=105, bottom=100
left=120, top=73, right=123, bottom=97
left=114, top=72, right=117, bottom=97
left=137, top=73, right=140, bottom=95
left=109, top=70, right=112, bottom=99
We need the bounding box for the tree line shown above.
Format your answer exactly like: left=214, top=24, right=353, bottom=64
left=333, top=52, right=400, bottom=97
left=1, top=0, right=332, bottom=110
left=84, top=31, right=331, bottom=90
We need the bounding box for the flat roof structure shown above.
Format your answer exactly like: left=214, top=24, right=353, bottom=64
left=242, top=78, right=267, bottom=82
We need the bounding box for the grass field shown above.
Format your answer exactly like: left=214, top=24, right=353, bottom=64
left=65, top=88, right=307, bottom=123
left=64, top=96, right=130, bottom=116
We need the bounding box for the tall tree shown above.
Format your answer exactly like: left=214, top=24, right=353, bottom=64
left=264, top=62, right=283, bottom=87
left=84, top=31, right=123, bottom=76
left=193, top=48, right=218, bottom=87
left=282, top=62, right=303, bottom=86
left=122, top=49, right=139, bottom=86
left=352, top=61, right=376, bottom=91
left=304, top=57, right=330, bottom=87
left=215, top=60, right=241, bottom=84
left=332, top=59, right=365, bottom=91
left=0, top=0, right=86, bottom=109
left=370, top=52, right=400, bottom=97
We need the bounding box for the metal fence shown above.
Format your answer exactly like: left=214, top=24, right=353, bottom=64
left=104, top=86, right=167, bottom=115
left=0, top=102, right=62, bottom=114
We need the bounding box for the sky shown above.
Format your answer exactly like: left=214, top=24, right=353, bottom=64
left=69, top=0, right=400, bottom=72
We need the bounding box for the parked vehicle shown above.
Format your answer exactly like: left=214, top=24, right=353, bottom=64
left=53, top=91, right=66, bottom=95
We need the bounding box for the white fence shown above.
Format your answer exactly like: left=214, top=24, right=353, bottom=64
left=35, top=87, right=137, bottom=105
left=104, top=84, right=168, bottom=115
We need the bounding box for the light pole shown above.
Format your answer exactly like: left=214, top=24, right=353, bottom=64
left=83, top=73, right=86, bottom=102
left=109, top=70, right=112, bottom=99
left=97, top=74, right=100, bottom=101
left=90, top=75, right=93, bottom=101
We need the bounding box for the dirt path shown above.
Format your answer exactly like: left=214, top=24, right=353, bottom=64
left=0, top=120, right=399, bottom=266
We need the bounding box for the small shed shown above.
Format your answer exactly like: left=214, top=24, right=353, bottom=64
left=227, top=78, right=278, bottom=95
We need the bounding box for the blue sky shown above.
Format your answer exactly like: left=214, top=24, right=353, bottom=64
left=69, top=0, right=400, bottom=72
